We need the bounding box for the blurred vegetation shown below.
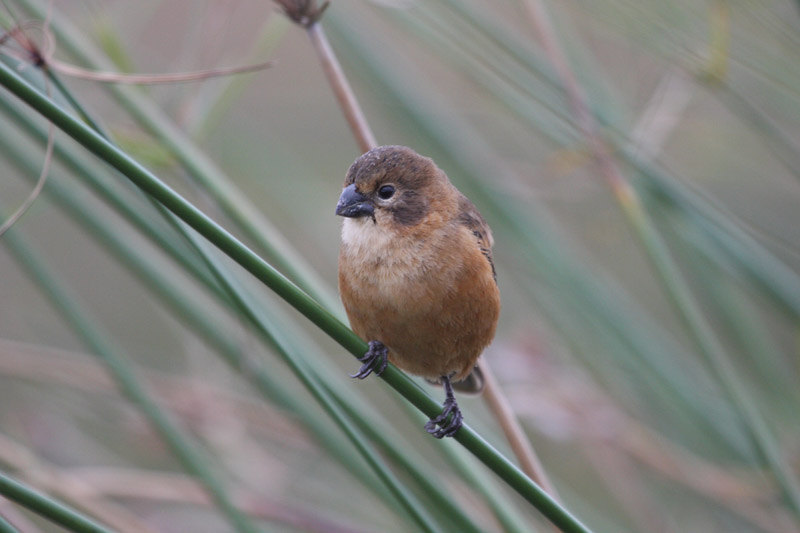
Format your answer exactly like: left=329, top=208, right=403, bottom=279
left=0, top=0, right=799, bottom=531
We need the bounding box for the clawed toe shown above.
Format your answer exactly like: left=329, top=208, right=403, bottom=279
left=350, top=340, right=388, bottom=380
left=424, top=374, right=465, bottom=438
left=425, top=399, right=463, bottom=438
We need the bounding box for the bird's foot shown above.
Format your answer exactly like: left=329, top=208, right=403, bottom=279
left=425, top=397, right=463, bottom=439
left=350, top=340, right=388, bottom=379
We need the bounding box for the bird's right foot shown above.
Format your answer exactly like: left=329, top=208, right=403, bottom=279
left=424, top=374, right=464, bottom=438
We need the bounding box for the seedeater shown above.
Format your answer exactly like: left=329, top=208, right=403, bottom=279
left=336, top=145, right=500, bottom=438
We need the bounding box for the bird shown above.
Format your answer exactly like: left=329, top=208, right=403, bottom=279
left=335, top=145, right=500, bottom=438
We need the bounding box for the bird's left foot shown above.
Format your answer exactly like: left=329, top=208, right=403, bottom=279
left=350, top=340, right=388, bottom=379
left=424, top=375, right=463, bottom=438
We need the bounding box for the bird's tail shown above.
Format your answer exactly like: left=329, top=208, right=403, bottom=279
left=425, top=366, right=484, bottom=395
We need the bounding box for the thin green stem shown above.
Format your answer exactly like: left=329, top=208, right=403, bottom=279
left=1, top=227, right=259, bottom=533
left=522, top=0, right=800, bottom=514
left=0, top=470, right=111, bottom=533
left=328, top=394, right=489, bottom=533
left=0, top=122, right=405, bottom=518
left=411, top=0, right=800, bottom=320
left=190, top=15, right=291, bottom=140
left=621, top=194, right=800, bottom=516
left=14, top=0, right=339, bottom=313
left=0, top=57, right=591, bottom=533
left=0, top=514, right=19, bottom=533
left=0, top=91, right=219, bottom=291
left=439, top=438, right=533, bottom=533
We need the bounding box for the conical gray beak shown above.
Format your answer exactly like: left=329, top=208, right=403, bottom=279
left=335, top=184, right=374, bottom=218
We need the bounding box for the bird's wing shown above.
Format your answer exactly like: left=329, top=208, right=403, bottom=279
left=457, top=194, right=497, bottom=283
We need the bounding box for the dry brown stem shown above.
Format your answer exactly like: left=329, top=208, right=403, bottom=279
left=478, top=358, right=560, bottom=499
left=305, top=22, right=377, bottom=153
left=520, top=0, right=634, bottom=203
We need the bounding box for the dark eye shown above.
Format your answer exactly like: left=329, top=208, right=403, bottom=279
left=377, top=185, right=395, bottom=200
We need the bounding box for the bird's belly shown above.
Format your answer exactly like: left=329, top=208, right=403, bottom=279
left=340, top=248, right=497, bottom=380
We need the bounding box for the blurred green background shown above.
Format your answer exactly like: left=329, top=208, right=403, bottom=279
left=0, top=0, right=799, bottom=531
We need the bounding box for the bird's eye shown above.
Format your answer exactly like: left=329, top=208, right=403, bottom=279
left=377, top=185, right=395, bottom=200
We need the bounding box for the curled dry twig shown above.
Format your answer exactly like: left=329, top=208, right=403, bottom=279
left=0, top=17, right=54, bottom=239
left=1, top=20, right=272, bottom=85
left=46, top=59, right=274, bottom=85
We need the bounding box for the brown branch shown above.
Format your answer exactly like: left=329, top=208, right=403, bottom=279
left=477, top=358, right=560, bottom=499
left=520, top=0, right=633, bottom=202
left=270, top=1, right=375, bottom=151
left=305, top=22, right=377, bottom=153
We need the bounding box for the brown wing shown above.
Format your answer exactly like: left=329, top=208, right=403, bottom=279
left=457, top=194, right=497, bottom=283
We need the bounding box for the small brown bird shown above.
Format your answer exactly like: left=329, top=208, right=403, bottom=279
left=336, top=146, right=500, bottom=438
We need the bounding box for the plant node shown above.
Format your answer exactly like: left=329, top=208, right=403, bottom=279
left=273, top=0, right=330, bottom=28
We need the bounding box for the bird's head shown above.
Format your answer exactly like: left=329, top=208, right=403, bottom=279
left=335, top=145, right=453, bottom=229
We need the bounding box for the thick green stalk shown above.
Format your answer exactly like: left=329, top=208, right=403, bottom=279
left=0, top=58, right=591, bottom=533
left=170, top=213, right=484, bottom=530
left=316, top=380, right=488, bottom=533
left=9, top=66, right=464, bottom=522
left=1, top=227, right=259, bottom=533
left=437, top=431, right=534, bottom=533
left=0, top=470, right=111, bottom=533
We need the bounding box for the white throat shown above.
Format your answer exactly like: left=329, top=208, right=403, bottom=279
left=341, top=217, right=394, bottom=256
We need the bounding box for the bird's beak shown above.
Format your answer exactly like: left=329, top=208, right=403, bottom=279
left=335, top=184, right=374, bottom=218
